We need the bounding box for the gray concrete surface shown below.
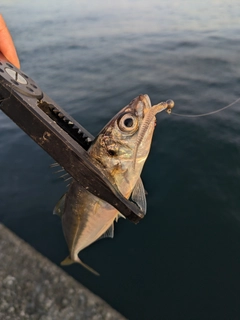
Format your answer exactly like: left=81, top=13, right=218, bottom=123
left=0, top=223, right=126, bottom=320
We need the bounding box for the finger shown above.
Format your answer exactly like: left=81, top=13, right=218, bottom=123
left=0, top=15, right=20, bottom=68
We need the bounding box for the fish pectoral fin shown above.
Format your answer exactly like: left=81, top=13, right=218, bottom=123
left=61, top=256, right=99, bottom=276
left=130, top=177, right=147, bottom=215
left=53, top=193, right=66, bottom=217
left=98, top=223, right=114, bottom=239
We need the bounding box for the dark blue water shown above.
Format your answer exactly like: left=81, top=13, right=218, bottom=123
left=1, top=1, right=240, bottom=319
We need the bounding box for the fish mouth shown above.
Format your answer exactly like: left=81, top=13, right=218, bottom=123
left=137, top=94, right=169, bottom=115
left=138, top=94, right=170, bottom=114
left=139, top=94, right=152, bottom=109
left=132, top=94, right=168, bottom=168
left=131, top=94, right=152, bottom=119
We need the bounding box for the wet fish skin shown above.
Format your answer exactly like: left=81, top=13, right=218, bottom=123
left=55, top=94, right=163, bottom=275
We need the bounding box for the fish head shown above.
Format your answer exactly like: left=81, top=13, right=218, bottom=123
left=88, top=94, right=166, bottom=195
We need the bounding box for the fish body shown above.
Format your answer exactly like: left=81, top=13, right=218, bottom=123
left=54, top=94, right=168, bottom=274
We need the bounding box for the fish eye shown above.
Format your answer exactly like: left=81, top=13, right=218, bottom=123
left=118, top=113, right=138, bottom=132
left=124, top=118, right=133, bottom=127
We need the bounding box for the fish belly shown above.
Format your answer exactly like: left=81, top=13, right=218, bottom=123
left=62, top=182, right=118, bottom=259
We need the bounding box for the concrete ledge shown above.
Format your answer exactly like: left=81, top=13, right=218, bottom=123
left=0, top=223, right=126, bottom=320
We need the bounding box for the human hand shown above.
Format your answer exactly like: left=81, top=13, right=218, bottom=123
left=0, top=15, right=20, bottom=68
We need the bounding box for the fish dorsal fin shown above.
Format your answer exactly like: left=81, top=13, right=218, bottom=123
left=50, top=162, right=72, bottom=186
left=98, top=223, right=114, bottom=240
left=130, top=177, right=147, bottom=215
left=53, top=193, right=66, bottom=217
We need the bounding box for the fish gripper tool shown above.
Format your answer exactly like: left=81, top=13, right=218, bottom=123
left=0, top=53, right=145, bottom=223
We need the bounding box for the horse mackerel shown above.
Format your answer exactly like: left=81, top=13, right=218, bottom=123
left=54, top=94, right=170, bottom=275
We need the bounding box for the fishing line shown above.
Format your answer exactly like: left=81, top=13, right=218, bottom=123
left=168, top=96, right=240, bottom=118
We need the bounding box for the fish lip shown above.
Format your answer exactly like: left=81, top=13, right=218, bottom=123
left=131, top=94, right=152, bottom=118
left=139, top=94, right=152, bottom=109
left=130, top=94, right=151, bottom=111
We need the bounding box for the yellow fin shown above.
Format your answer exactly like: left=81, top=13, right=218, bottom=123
left=60, top=256, right=99, bottom=276
left=60, top=256, right=73, bottom=266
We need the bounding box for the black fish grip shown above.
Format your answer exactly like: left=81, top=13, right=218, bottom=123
left=0, top=53, right=145, bottom=223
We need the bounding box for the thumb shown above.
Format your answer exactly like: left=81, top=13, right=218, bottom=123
left=0, top=15, right=20, bottom=69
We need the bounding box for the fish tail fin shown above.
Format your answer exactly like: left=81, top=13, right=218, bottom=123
left=60, top=256, right=74, bottom=266
left=77, top=258, right=100, bottom=276
left=60, top=255, right=100, bottom=276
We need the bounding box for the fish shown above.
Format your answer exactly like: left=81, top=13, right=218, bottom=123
left=54, top=94, right=169, bottom=275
